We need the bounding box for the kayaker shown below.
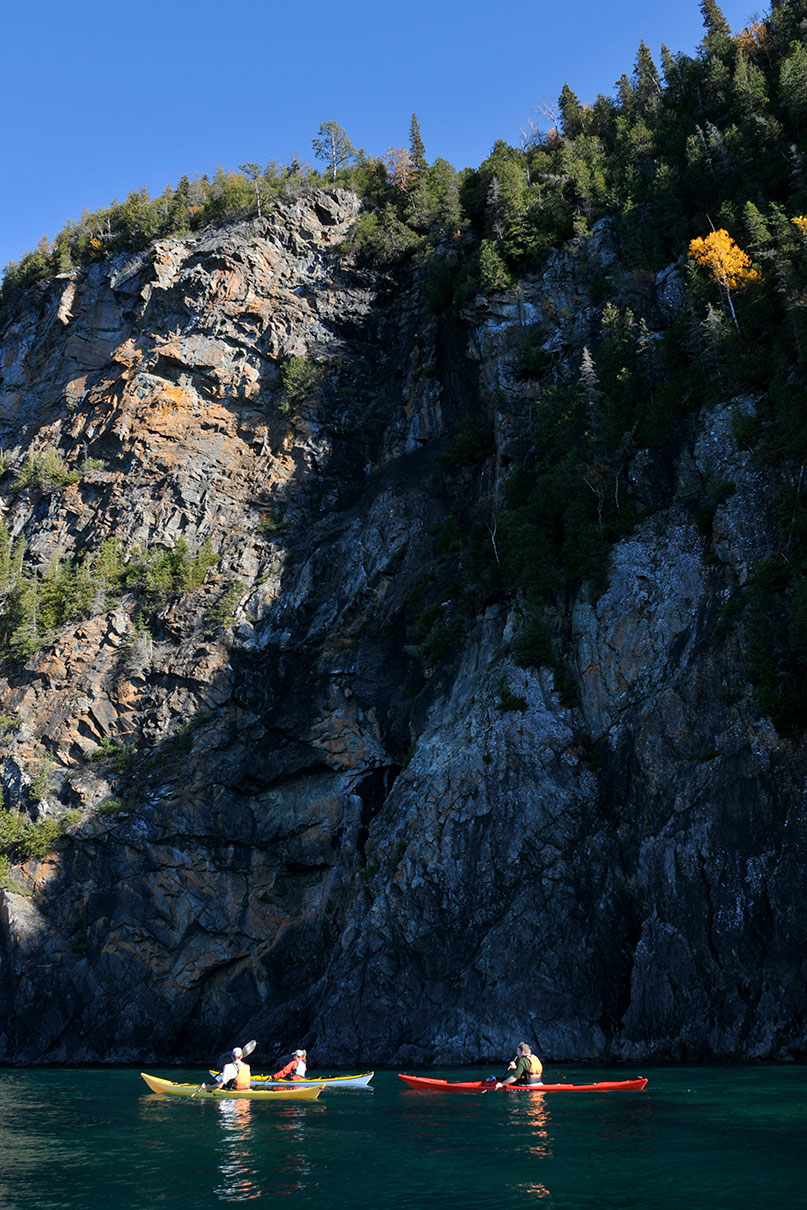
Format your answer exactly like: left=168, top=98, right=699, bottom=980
left=272, top=1049, right=308, bottom=1080
left=208, top=1046, right=252, bottom=1091
left=494, top=1042, right=543, bottom=1089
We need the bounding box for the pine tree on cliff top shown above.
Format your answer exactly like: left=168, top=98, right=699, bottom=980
left=700, top=0, right=732, bottom=38
left=409, top=113, right=427, bottom=172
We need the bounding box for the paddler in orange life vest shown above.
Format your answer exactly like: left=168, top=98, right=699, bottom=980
left=494, top=1042, right=543, bottom=1089
left=211, top=1046, right=252, bottom=1090
left=272, top=1049, right=307, bottom=1080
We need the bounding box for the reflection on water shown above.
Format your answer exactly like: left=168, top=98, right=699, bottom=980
left=271, top=1106, right=317, bottom=1197
left=515, top=1093, right=554, bottom=1201
left=520, top=1095, right=553, bottom=1158
left=214, top=1099, right=261, bottom=1202
left=520, top=1184, right=553, bottom=1202
left=1, top=1067, right=803, bottom=1210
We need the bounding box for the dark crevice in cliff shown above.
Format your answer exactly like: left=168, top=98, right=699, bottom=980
left=355, top=765, right=401, bottom=860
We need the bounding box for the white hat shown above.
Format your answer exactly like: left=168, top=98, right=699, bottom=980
left=293, top=1049, right=306, bottom=1056
left=232, top=1047, right=243, bottom=1057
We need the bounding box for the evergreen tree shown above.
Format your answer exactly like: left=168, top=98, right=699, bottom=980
left=51, top=228, right=73, bottom=274
left=558, top=83, right=586, bottom=137
left=743, top=200, right=773, bottom=256
left=478, top=239, right=511, bottom=292
left=409, top=113, right=427, bottom=172
left=615, top=73, right=637, bottom=115
left=779, top=43, right=807, bottom=139
left=424, top=158, right=462, bottom=229
left=660, top=44, right=681, bottom=94
left=701, top=302, right=731, bottom=387
left=3, top=576, right=40, bottom=660
left=767, top=0, right=807, bottom=57
left=700, top=0, right=732, bottom=39
left=0, top=521, right=11, bottom=589
left=634, top=41, right=662, bottom=114
left=732, top=49, right=770, bottom=118
left=578, top=347, right=603, bottom=443
left=93, top=536, right=125, bottom=591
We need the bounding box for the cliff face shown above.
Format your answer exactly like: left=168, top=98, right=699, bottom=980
left=0, top=191, right=805, bottom=1065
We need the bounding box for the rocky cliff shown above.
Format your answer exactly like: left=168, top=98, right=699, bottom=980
left=1, top=189, right=805, bottom=1065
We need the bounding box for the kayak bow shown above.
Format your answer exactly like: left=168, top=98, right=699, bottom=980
left=140, top=1073, right=324, bottom=1100
left=397, top=1074, right=648, bottom=1093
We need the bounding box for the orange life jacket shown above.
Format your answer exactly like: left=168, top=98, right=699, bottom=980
left=524, top=1054, right=543, bottom=1082
left=235, top=1060, right=251, bottom=1090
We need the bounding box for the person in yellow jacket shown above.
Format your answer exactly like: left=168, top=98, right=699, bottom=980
left=494, top=1042, right=543, bottom=1088
left=210, top=1046, right=252, bottom=1090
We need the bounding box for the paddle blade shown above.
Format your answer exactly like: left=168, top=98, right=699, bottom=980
left=212, top=1039, right=256, bottom=1069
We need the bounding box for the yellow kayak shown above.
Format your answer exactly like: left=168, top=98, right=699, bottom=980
left=140, top=1073, right=324, bottom=1100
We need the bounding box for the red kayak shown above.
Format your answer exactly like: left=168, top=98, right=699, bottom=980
left=398, top=1074, right=648, bottom=1093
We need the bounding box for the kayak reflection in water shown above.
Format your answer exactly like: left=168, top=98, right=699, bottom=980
left=494, top=1042, right=543, bottom=1089
left=215, top=1098, right=262, bottom=1202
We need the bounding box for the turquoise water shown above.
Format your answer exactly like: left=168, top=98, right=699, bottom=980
left=0, top=1066, right=804, bottom=1208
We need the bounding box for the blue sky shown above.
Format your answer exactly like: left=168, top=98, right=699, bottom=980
left=2, top=0, right=758, bottom=271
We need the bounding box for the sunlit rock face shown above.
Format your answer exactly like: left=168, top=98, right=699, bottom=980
left=0, top=195, right=804, bottom=1066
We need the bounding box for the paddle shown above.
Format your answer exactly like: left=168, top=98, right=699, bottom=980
left=191, top=1039, right=257, bottom=1097
left=483, top=1054, right=520, bottom=1093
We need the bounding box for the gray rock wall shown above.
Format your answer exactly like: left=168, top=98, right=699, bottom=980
left=0, top=194, right=805, bottom=1065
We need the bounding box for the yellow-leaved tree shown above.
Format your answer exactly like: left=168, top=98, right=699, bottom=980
left=383, top=147, right=415, bottom=191
left=688, top=228, right=759, bottom=329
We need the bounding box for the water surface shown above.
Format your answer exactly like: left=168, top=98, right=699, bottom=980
left=1, top=1065, right=804, bottom=1208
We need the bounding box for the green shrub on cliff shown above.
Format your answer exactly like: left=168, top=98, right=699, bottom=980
left=0, top=715, right=20, bottom=743
left=277, top=357, right=325, bottom=414
left=10, top=448, right=80, bottom=493
left=38, top=557, right=97, bottom=631
left=478, top=240, right=512, bottom=293
left=88, top=738, right=134, bottom=776
left=98, top=798, right=124, bottom=815
left=25, top=757, right=53, bottom=804
left=0, top=524, right=22, bottom=593
left=0, top=533, right=219, bottom=667
left=0, top=576, right=42, bottom=660
left=122, top=536, right=218, bottom=604
left=346, top=207, right=424, bottom=263
left=206, top=580, right=245, bottom=630
left=0, top=806, right=72, bottom=863
left=0, top=806, right=27, bottom=852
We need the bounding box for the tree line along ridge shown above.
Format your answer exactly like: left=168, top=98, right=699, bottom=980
left=2, top=0, right=807, bottom=735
